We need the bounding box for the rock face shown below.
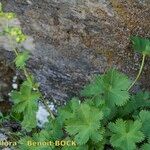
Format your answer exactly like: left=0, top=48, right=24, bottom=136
left=0, top=59, right=14, bottom=102
left=1, top=0, right=150, bottom=104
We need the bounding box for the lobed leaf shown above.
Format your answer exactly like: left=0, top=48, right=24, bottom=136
left=119, top=91, right=150, bottom=117
left=65, top=103, right=104, bottom=145
left=81, top=69, right=131, bottom=108
left=138, top=110, right=150, bottom=138
left=141, top=143, right=150, bottom=150
left=57, top=97, right=80, bottom=123
left=109, top=119, right=144, bottom=150
left=11, top=79, right=40, bottom=131
left=15, top=51, right=30, bottom=69
left=131, top=36, right=150, bottom=56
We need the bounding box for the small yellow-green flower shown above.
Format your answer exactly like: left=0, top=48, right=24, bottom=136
left=5, top=13, right=16, bottom=19
left=16, top=34, right=27, bottom=43
left=10, top=27, right=22, bottom=36
left=4, top=27, right=27, bottom=43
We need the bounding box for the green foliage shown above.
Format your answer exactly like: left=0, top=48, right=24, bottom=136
left=18, top=117, right=66, bottom=149
left=81, top=69, right=131, bottom=108
left=14, top=51, right=30, bottom=69
left=0, top=4, right=16, bottom=20
left=141, top=143, right=150, bottom=150
left=0, top=2, right=15, bottom=19
left=108, top=119, right=144, bottom=150
left=10, top=79, right=40, bottom=131
left=131, top=36, right=150, bottom=56
left=0, top=112, right=9, bottom=124
left=138, top=110, right=150, bottom=138
left=4, top=26, right=27, bottom=43
left=118, top=91, right=150, bottom=117
left=0, top=4, right=150, bottom=150
left=65, top=102, right=104, bottom=145
left=18, top=132, right=54, bottom=150
left=57, top=98, right=80, bottom=122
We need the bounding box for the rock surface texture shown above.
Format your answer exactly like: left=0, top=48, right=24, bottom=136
left=0, top=0, right=150, bottom=104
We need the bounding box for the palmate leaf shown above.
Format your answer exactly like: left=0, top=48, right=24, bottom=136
left=18, top=117, right=64, bottom=150
left=11, top=80, right=40, bottom=131
left=87, top=138, right=106, bottom=150
left=138, top=110, right=150, bottom=138
left=81, top=69, right=131, bottom=108
left=84, top=98, right=111, bottom=123
left=101, top=69, right=131, bottom=107
left=141, top=143, right=150, bottom=150
left=130, top=36, right=150, bottom=56
left=118, top=91, right=150, bottom=117
left=18, top=132, right=54, bottom=150
left=57, top=98, right=80, bottom=123
left=15, top=51, right=29, bottom=69
left=81, top=75, right=103, bottom=97
left=108, top=119, right=144, bottom=150
left=61, top=137, right=88, bottom=150
left=65, top=103, right=104, bottom=145
left=44, top=117, right=64, bottom=140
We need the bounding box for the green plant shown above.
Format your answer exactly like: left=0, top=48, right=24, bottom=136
left=0, top=3, right=150, bottom=150
left=108, top=119, right=144, bottom=150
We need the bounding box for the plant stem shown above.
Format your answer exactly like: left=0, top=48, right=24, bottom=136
left=14, top=48, right=18, bottom=56
left=23, top=68, right=29, bottom=78
left=41, top=96, right=55, bottom=119
left=25, top=66, right=55, bottom=119
left=13, top=49, right=55, bottom=119
left=128, top=54, right=146, bottom=91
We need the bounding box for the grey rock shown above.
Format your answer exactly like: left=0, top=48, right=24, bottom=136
left=0, top=60, right=15, bottom=103
left=0, top=0, right=150, bottom=104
